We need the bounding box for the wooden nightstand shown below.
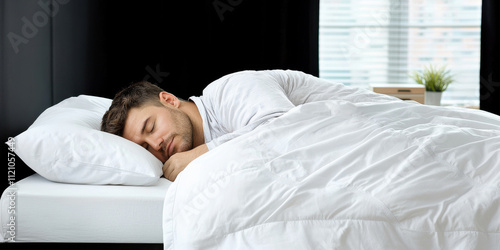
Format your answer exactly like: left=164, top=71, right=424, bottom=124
left=369, top=83, right=425, bottom=104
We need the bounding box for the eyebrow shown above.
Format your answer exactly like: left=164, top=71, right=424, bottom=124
left=141, top=117, right=150, bottom=135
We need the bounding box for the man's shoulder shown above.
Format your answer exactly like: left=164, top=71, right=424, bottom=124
left=201, top=69, right=302, bottom=96
left=214, top=69, right=294, bottom=79
left=210, top=69, right=293, bottom=84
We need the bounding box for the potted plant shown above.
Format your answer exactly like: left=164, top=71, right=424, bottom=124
left=409, top=64, right=454, bottom=105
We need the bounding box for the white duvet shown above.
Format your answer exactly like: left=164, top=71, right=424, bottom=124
left=163, top=97, right=500, bottom=249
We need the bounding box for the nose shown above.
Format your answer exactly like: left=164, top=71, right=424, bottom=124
left=145, top=135, right=164, bottom=152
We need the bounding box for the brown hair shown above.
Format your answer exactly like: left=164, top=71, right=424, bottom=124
left=101, top=81, right=165, bottom=136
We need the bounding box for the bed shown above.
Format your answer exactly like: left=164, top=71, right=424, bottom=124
left=1, top=82, right=500, bottom=249
left=1, top=173, right=170, bottom=243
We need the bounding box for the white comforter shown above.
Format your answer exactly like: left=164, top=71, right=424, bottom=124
left=162, top=98, right=500, bottom=249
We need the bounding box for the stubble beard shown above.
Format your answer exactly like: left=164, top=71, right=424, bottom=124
left=169, top=107, right=195, bottom=157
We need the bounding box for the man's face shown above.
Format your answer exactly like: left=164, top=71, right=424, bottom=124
left=122, top=103, right=194, bottom=163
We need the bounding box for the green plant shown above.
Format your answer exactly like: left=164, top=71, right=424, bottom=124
left=410, top=64, right=454, bottom=92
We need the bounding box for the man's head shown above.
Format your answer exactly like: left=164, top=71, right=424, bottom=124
left=101, top=81, right=194, bottom=163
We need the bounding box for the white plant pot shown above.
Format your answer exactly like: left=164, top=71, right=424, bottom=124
left=425, top=91, right=442, bottom=106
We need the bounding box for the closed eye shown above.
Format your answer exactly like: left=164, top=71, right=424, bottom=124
left=150, top=121, right=155, bottom=134
left=144, top=121, right=155, bottom=150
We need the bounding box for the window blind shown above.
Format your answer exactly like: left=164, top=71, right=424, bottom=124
left=319, top=0, right=482, bottom=106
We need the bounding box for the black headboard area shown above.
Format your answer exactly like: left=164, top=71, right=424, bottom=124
left=1, top=0, right=320, bottom=192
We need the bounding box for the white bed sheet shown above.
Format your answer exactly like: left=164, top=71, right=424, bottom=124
left=1, top=173, right=171, bottom=243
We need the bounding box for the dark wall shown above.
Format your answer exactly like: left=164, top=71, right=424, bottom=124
left=100, top=0, right=319, bottom=100
left=1, top=0, right=108, bottom=193
left=1, top=0, right=319, bottom=192
left=480, top=0, right=500, bottom=115
left=2, top=0, right=58, bottom=194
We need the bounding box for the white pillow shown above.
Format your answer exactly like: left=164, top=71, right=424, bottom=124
left=13, top=95, right=164, bottom=185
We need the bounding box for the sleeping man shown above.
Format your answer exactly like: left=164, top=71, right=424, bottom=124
left=101, top=69, right=397, bottom=181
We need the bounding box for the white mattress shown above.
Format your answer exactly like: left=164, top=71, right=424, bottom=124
left=1, top=173, right=171, bottom=243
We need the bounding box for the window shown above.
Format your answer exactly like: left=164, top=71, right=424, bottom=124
left=319, top=0, right=482, bottom=107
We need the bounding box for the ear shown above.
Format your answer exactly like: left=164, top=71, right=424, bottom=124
left=158, top=92, right=180, bottom=108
